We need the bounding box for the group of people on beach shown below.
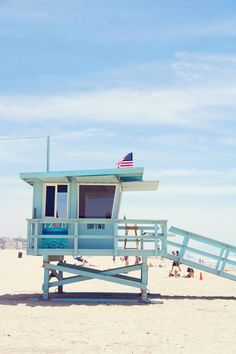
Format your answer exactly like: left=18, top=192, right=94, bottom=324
left=113, top=255, right=141, bottom=266
left=74, top=251, right=195, bottom=279
left=169, top=250, right=194, bottom=278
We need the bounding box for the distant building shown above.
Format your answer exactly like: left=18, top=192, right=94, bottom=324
left=0, top=237, right=27, bottom=249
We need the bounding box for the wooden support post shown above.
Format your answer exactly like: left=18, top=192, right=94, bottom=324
left=162, top=221, right=168, bottom=257
left=27, top=221, right=31, bottom=250
left=141, top=256, right=148, bottom=302
left=34, top=221, right=38, bottom=256
left=114, top=220, right=118, bottom=258
left=73, top=221, right=78, bottom=257
left=58, top=270, right=63, bottom=294
left=154, top=222, right=158, bottom=256
left=43, top=265, right=49, bottom=300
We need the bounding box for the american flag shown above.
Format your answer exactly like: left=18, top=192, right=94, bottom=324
left=116, top=152, right=134, bottom=168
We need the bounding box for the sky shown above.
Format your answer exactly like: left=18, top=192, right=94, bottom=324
left=0, top=0, right=236, bottom=245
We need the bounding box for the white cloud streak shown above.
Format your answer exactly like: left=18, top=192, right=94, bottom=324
left=0, top=84, right=236, bottom=126
left=197, top=18, right=236, bottom=37
left=151, top=168, right=236, bottom=178
left=159, top=184, right=236, bottom=196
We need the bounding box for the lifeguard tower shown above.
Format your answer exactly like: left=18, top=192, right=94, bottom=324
left=21, top=166, right=236, bottom=303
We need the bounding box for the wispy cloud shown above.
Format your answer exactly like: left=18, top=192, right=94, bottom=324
left=53, top=128, right=117, bottom=141
left=219, top=136, right=236, bottom=147
left=146, top=169, right=236, bottom=192
left=153, top=168, right=236, bottom=178
left=0, top=128, right=125, bottom=170
left=197, top=17, right=236, bottom=37
left=159, top=184, right=236, bottom=196
left=0, top=0, right=52, bottom=22
left=172, top=52, right=236, bottom=84
left=1, top=84, right=236, bottom=126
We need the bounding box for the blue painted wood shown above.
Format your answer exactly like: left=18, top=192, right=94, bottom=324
left=167, top=240, right=236, bottom=267
left=69, top=179, right=77, bottom=218
left=26, top=218, right=166, bottom=257
left=43, top=261, right=145, bottom=296
left=32, top=181, right=43, bottom=218
left=20, top=167, right=144, bottom=184
left=49, top=264, right=143, bottom=288
left=21, top=165, right=236, bottom=303
left=215, top=247, right=225, bottom=272
left=112, top=187, right=122, bottom=219
left=168, top=226, right=236, bottom=281
left=169, top=226, right=236, bottom=251
left=141, top=256, right=148, bottom=301
left=43, top=256, right=49, bottom=300
left=37, top=220, right=236, bottom=303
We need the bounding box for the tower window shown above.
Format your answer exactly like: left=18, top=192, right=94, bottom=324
left=79, top=185, right=115, bottom=219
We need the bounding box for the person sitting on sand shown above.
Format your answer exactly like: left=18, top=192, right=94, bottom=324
left=169, top=269, right=180, bottom=277
left=184, top=267, right=194, bottom=278
left=74, top=255, right=88, bottom=266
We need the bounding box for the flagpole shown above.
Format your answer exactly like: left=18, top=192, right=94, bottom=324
left=47, top=135, right=50, bottom=172
left=0, top=135, right=51, bottom=171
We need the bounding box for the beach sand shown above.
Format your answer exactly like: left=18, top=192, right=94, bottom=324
left=0, top=250, right=235, bottom=354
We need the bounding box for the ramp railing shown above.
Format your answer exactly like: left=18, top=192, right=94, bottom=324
left=168, top=226, right=236, bottom=281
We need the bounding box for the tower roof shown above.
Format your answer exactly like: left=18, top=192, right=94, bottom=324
left=20, top=167, right=159, bottom=191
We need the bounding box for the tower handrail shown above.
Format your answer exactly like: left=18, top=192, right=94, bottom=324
left=167, top=226, right=236, bottom=281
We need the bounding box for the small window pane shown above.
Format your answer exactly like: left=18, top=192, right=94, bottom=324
left=58, top=185, right=67, bottom=193
left=45, top=186, right=55, bottom=217
left=57, top=185, right=68, bottom=218
left=79, top=185, right=115, bottom=218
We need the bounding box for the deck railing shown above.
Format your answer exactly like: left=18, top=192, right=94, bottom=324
left=26, top=218, right=168, bottom=256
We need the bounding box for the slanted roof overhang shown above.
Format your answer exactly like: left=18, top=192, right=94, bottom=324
left=20, top=167, right=145, bottom=186
left=121, top=181, right=159, bottom=191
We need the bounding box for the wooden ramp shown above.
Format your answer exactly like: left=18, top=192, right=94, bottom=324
left=167, top=226, right=236, bottom=281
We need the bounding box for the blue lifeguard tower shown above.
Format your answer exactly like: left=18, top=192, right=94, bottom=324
left=21, top=166, right=236, bottom=303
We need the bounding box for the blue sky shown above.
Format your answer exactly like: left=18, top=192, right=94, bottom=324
left=0, top=0, right=236, bottom=244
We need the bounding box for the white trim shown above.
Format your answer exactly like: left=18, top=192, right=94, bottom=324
left=116, top=184, right=122, bottom=218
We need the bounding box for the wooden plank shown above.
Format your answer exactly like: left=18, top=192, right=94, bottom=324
left=45, top=263, right=143, bottom=289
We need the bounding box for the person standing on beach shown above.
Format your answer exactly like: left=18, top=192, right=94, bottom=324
left=124, top=255, right=129, bottom=266
left=170, top=250, right=181, bottom=274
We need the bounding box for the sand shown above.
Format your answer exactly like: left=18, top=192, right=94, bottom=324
left=0, top=250, right=236, bottom=354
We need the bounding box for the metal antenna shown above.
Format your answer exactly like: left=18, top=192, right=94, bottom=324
left=0, top=135, right=51, bottom=171
left=47, top=135, right=50, bottom=172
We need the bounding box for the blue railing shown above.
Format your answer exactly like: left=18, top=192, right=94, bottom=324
left=26, top=219, right=236, bottom=282
left=168, top=226, right=236, bottom=281
left=26, top=218, right=168, bottom=256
